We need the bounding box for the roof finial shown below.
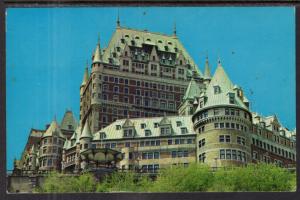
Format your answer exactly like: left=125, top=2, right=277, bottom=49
left=97, top=33, right=100, bottom=45
left=217, top=56, right=221, bottom=65
left=117, top=9, right=120, bottom=28
left=173, top=21, right=177, bottom=37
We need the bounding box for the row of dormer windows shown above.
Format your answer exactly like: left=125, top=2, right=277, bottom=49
left=252, top=138, right=295, bottom=160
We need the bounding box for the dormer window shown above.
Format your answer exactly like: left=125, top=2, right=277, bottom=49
left=68, top=125, right=73, bottom=130
left=145, top=130, right=151, bottom=136
left=154, top=123, right=159, bottom=128
left=181, top=127, right=188, bottom=134
left=214, top=86, right=221, bottom=94
left=229, top=93, right=235, bottom=104
left=100, top=132, right=106, bottom=139
left=141, top=123, right=146, bottom=129
left=124, top=129, right=134, bottom=137
left=161, top=127, right=171, bottom=135
left=116, top=125, right=121, bottom=130
left=199, top=101, right=204, bottom=108
left=176, top=121, right=182, bottom=127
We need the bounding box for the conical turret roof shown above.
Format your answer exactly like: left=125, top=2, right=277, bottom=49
left=80, top=121, right=93, bottom=139
left=182, top=78, right=201, bottom=101
left=93, top=37, right=102, bottom=63
left=81, top=65, right=89, bottom=86
left=195, top=62, right=248, bottom=112
left=203, top=57, right=211, bottom=79
left=61, top=110, right=78, bottom=131
left=43, top=119, right=65, bottom=138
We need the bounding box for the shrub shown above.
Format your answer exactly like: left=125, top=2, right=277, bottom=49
left=150, top=163, right=213, bottom=192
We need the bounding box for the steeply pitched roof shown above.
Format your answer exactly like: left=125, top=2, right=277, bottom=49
left=93, top=115, right=195, bottom=140
left=122, top=118, right=134, bottom=128
left=93, top=39, right=102, bottom=63
left=42, top=120, right=65, bottom=138
left=182, top=78, right=202, bottom=101
left=81, top=66, right=89, bottom=86
left=80, top=121, right=93, bottom=139
left=99, top=26, right=202, bottom=77
left=159, top=116, right=171, bottom=125
left=60, top=110, right=78, bottom=131
left=195, top=63, right=248, bottom=112
left=203, top=58, right=211, bottom=79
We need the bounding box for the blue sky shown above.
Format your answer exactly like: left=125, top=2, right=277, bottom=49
left=6, top=7, right=295, bottom=170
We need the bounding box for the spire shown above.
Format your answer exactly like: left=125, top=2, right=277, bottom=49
left=217, top=56, right=222, bottom=66
left=80, top=121, right=93, bottom=139
left=204, top=56, right=211, bottom=79
left=182, top=78, right=202, bottom=101
left=93, top=35, right=102, bottom=63
left=116, top=9, right=120, bottom=28
left=173, top=21, right=177, bottom=37
left=81, top=62, right=89, bottom=86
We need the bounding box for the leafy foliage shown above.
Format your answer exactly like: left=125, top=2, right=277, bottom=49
left=38, top=172, right=96, bottom=193
left=37, top=163, right=296, bottom=193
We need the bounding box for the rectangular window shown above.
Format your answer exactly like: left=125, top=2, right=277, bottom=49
left=225, top=135, right=231, bottom=143
left=176, top=121, right=182, bottom=127
left=237, top=151, right=242, bottom=161
left=225, top=108, right=229, bottom=115
left=232, top=150, right=237, bottom=160
left=181, top=127, right=187, bottom=134
left=154, top=152, right=160, bottom=159
left=220, top=149, right=225, bottom=159
left=226, top=149, right=232, bottom=159
left=214, top=123, right=219, bottom=128
left=171, top=151, right=177, bottom=158
left=226, top=123, right=230, bottom=128
left=148, top=152, right=153, bottom=159
left=168, top=139, right=173, bottom=145
left=214, top=109, right=220, bottom=115
left=183, top=150, right=188, bottom=157
left=140, top=141, right=144, bottom=147
left=219, top=135, right=225, bottom=143
left=220, top=123, right=224, bottom=128
left=178, top=151, right=183, bottom=157
left=142, top=153, right=147, bottom=159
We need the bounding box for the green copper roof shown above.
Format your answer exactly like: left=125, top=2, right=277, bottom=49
left=182, top=78, right=202, bottom=100
left=80, top=121, right=93, bottom=139
left=81, top=66, right=89, bottom=86
left=43, top=120, right=65, bottom=138
left=93, top=115, right=195, bottom=140
left=93, top=39, right=102, bottom=63
left=195, top=62, right=248, bottom=112
left=99, top=26, right=202, bottom=77
left=203, top=58, right=211, bottom=79
left=60, top=110, right=78, bottom=131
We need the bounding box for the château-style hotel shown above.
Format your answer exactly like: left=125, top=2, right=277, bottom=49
left=13, top=19, right=296, bottom=175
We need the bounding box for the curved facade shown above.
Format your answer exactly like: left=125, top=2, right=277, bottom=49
left=39, top=120, right=65, bottom=171
left=193, top=106, right=252, bottom=167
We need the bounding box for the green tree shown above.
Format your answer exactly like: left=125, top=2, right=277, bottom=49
left=150, top=163, right=213, bottom=192
left=38, top=172, right=96, bottom=193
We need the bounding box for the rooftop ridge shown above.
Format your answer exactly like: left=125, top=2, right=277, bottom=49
left=118, top=26, right=174, bottom=38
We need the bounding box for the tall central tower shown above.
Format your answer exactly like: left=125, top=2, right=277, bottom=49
left=80, top=20, right=205, bottom=133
